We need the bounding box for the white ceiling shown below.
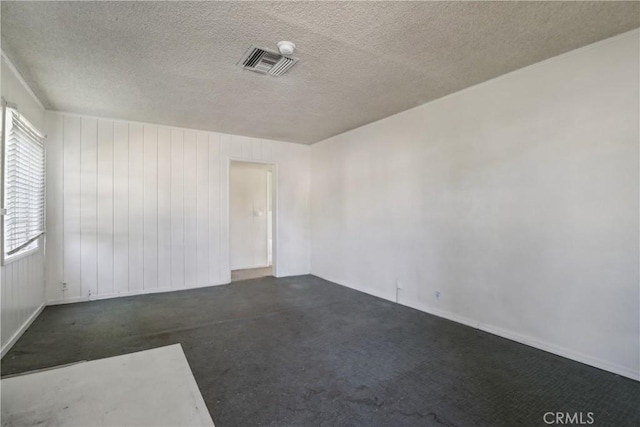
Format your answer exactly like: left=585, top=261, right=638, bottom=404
left=2, top=1, right=638, bottom=144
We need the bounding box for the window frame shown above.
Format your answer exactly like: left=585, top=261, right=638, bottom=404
left=1, top=101, right=46, bottom=265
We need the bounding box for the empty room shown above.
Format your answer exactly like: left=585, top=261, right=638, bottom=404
left=0, top=1, right=638, bottom=426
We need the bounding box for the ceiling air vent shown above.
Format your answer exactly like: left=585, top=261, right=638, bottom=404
left=238, top=46, right=298, bottom=77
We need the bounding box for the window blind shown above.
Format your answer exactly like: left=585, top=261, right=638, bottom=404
left=2, top=107, right=45, bottom=259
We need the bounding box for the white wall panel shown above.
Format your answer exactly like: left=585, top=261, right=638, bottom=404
left=230, top=136, right=242, bottom=159
left=170, top=129, right=185, bottom=289
left=80, top=118, right=98, bottom=298
left=208, top=133, right=221, bottom=284
left=219, top=136, right=231, bottom=282
left=45, top=113, right=64, bottom=302
left=63, top=115, right=82, bottom=299
left=261, top=141, right=272, bottom=163
left=0, top=243, right=44, bottom=356
left=183, top=131, right=198, bottom=288
left=251, top=140, right=262, bottom=161
left=241, top=137, right=252, bottom=160
left=128, top=124, right=144, bottom=292
left=196, top=132, right=209, bottom=286
left=1, top=265, right=7, bottom=347
left=112, top=122, right=129, bottom=294
left=157, top=128, right=172, bottom=289
left=143, top=125, right=158, bottom=290
left=310, top=31, right=640, bottom=379
left=44, top=112, right=310, bottom=304
left=274, top=141, right=311, bottom=277
left=96, top=119, right=114, bottom=295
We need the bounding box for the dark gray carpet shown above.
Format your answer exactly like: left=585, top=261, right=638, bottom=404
left=2, top=275, right=638, bottom=427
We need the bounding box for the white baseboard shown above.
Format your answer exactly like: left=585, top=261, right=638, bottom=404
left=478, top=323, right=640, bottom=381
left=47, top=295, right=88, bottom=305
left=313, top=273, right=396, bottom=303
left=399, top=298, right=480, bottom=330
left=1, top=302, right=46, bottom=358
left=47, top=280, right=230, bottom=306
left=312, top=273, right=640, bottom=381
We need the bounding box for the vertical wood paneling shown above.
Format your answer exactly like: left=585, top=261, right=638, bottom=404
left=14, top=260, right=21, bottom=332
left=209, top=133, right=221, bottom=283
left=43, top=112, right=310, bottom=305
left=10, top=261, right=16, bottom=335
left=230, top=135, right=242, bottom=159
left=97, top=119, right=114, bottom=295
left=170, top=129, right=185, bottom=289
left=14, top=261, right=19, bottom=327
left=220, top=135, right=231, bottom=281
left=10, top=263, right=17, bottom=333
left=63, top=115, right=82, bottom=298
left=26, top=257, right=31, bottom=320
left=2, top=247, right=8, bottom=345
left=251, top=139, right=262, bottom=161
left=3, top=241, right=50, bottom=350
left=80, top=118, right=98, bottom=298
left=3, top=265, right=8, bottom=338
left=36, top=250, right=44, bottom=307
left=128, top=124, right=144, bottom=292
left=11, top=261, right=18, bottom=334
left=29, top=255, right=36, bottom=316
left=183, top=131, right=198, bottom=288
left=143, top=125, right=159, bottom=290
left=197, top=132, right=209, bottom=286
left=262, top=140, right=272, bottom=162
left=1, top=237, right=45, bottom=353
left=241, top=137, right=252, bottom=160
left=46, top=113, right=64, bottom=301
left=15, top=261, right=22, bottom=328
left=113, top=122, right=129, bottom=293
left=2, top=265, right=7, bottom=341
left=1, top=264, right=7, bottom=345
left=157, top=128, right=172, bottom=289
left=20, top=258, right=26, bottom=321
left=19, top=257, right=26, bottom=326
left=22, top=257, right=29, bottom=320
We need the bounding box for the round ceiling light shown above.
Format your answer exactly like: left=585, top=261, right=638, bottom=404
left=277, top=41, right=296, bottom=56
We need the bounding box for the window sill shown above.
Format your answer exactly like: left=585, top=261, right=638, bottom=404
left=2, top=246, right=40, bottom=266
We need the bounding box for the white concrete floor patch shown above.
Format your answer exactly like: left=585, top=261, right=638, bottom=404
left=1, top=344, right=214, bottom=426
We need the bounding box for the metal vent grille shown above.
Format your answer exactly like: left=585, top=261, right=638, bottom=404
left=238, top=46, right=298, bottom=77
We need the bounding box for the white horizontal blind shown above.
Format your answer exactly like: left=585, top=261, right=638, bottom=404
left=3, top=107, right=45, bottom=260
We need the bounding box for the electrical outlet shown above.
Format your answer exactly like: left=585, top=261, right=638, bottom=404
left=435, top=291, right=441, bottom=300
left=61, top=282, right=68, bottom=291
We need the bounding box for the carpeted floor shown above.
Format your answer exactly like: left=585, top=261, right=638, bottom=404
left=2, top=275, right=638, bottom=427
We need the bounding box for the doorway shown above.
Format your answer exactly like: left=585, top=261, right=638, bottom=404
left=229, top=161, right=274, bottom=282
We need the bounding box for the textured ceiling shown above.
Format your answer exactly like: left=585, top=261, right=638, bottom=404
left=1, top=1, right=639, bottom=144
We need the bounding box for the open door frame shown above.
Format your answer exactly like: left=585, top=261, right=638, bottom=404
left=227, top=159, right=278, bottom=281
